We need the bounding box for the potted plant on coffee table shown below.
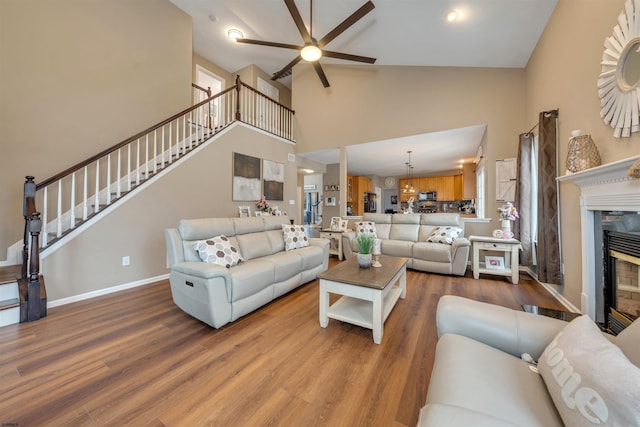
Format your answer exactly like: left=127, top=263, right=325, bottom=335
left=355, top=233, right=375, bottom=268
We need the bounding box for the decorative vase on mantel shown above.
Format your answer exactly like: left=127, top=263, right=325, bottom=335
left=357, top=253, right=372, bottom=268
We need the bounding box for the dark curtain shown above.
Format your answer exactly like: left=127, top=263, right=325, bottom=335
left=537, top=109, right=562, bottom=284
left=514, top=133, right=534, bottom=266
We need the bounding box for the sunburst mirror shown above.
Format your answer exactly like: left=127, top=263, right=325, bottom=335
left=598, top=0, right=640, bottom=138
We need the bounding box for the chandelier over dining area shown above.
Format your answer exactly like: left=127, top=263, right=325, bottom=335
left=402, top=150, right=417, bottom=195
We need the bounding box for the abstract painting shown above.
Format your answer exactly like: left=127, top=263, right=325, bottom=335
left=233, top=153, right=261, bottom=201
left=263, top=159, right=284, bottom=201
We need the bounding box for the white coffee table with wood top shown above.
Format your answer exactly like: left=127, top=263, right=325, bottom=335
left=317, top=255, right=408, bottom=344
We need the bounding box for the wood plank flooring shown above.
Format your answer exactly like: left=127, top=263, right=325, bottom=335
left=0, top=261, right=564, bottom=426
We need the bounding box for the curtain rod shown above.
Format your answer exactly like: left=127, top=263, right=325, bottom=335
left=526, top=122, right=538, bottom=135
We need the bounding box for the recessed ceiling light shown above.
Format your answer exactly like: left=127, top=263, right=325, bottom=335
left=445, top=10, right=461, bottom=23
left=227, top=28, right=244, bottom=42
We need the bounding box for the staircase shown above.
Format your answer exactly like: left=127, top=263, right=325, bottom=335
left=6, top=76, right=295, bottom=327
left=0, top=265, right=20, bottom=327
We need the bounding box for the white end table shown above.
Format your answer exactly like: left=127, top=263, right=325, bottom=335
left=470, top=235, right=522, bottom=284
left=319, top=229, right=350, bottom=260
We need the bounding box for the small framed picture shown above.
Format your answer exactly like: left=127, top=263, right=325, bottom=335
left=485, top=256, right=505, bottom=269
left=330, top=217, right=341, bottom=230
left=238, top=206, right=251, bottom=218
left=339, top=219, right=348, bottom=231
left=325, top=197, right=336, bottom=206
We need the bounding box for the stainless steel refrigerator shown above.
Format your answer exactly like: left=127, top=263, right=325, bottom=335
left=363, top=192, right=377, bottom=213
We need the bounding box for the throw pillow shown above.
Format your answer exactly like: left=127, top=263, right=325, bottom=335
left=538, top=315, right=640, bottom=427
left=426, top=226, right=462, bottom=244
left=193, top=235, right=243, bottom=268
left=355, top=221, right=377, bottom=237
left=282, top=224, right=309, bottom=251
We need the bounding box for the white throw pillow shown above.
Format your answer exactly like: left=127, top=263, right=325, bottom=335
left=538, top=315, right=640, bottom=427
left=356, top=221, right=377, bottom=237
left=426, top=226, right=462, bottom=244
left=193, top=235, right=243, bottom=268
left=282, top=224, right=309, bottom=251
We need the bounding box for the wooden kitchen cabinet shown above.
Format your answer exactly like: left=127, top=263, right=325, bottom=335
left=347, top=175, right=354, bottom=202
left=398, top=174, right=465, bottom=203
left=349, top=175, right=371, bottom=215
left=454, top=174, right=464, bottom=200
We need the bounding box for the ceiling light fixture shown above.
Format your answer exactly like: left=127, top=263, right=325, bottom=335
left=445, top=10, right=460, bottom=22
left=300, top=45, right=322, bottom=62
left=402, top=151, right=417, bottom=195
left=227, top=28, right=244, bottom=42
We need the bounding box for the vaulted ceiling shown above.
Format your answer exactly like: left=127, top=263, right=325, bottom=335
left=170, top=0, right=557, bottom=176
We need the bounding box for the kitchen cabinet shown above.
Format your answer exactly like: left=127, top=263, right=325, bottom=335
left=398, top=174, right=465, bottom=203
left=347, top=175, right=354, bottom=202
left=348, top=175, right=372, bottom=215
left=454, top=174, right=464, bottom=200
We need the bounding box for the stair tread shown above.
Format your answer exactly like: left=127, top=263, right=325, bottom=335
left=0, top=265, right=21, bottom=285
left=0, top=298, right=20, bottom=310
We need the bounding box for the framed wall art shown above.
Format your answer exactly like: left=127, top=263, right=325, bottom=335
left=233, top=153, right=261, bottom=201
left=263, top=159, right=284, bottom=201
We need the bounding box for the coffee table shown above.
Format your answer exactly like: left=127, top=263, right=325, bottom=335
left=317, top=255, right=408, bottom=344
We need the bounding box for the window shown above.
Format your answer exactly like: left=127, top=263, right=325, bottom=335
left=476, top=157, right=486, bottom=218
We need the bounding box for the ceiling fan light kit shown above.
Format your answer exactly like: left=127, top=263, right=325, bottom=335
left=227, top=28, right=243, bottom=42
left=235, top=0, right=376, bottom=88
left=301, top=45, right=322, bottom=61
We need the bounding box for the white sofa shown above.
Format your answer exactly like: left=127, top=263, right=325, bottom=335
left=419, top=295, right=640, bottom=426
left=165, top=215, right=329, bottom=328
left=342, top=213, right=470, bottom=276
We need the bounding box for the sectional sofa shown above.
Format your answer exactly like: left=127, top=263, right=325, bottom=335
left=342, top=213, right=470, bottom=276
left=165, top=215, right=329, bottom=328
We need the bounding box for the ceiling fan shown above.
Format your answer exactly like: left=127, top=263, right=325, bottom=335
left=235, top=0, right=376, bottom=88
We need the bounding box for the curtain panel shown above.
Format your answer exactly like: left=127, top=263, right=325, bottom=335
left=537, top=109, right=562, bottom=285
left=515, top=133, right=534, bottom=266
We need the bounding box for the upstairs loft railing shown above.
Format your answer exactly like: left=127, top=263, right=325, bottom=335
left=21, top=76, right=295, bottom=262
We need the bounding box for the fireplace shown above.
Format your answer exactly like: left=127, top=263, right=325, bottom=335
left=603, top=228, right=640, bottom=333
left=557, top=155, right=640, bottom=324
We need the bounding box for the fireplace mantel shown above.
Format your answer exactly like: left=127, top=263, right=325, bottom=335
left=557, top=155, right=640, bottom=318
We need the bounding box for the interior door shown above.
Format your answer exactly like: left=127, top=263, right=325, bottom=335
left=257, top=78, right=280, bottom=132
left=196, top=65, right=224, bottom=129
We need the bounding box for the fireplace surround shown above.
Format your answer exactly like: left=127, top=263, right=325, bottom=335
left=557, top=155, right=640, bottom=322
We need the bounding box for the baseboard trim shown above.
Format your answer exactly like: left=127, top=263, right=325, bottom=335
left=47, top=273, right=169, bottom=308
left=521, top=266, right=580, bottom=313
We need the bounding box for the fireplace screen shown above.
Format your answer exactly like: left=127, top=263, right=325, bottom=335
left=604, top=230, right=640, bottom=334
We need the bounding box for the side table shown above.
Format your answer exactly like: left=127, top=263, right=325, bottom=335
left=469, top=235, right=522, bottom=284
left=319, top=229, right=350, bottom=260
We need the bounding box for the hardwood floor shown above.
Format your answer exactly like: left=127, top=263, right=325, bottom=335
left=0, top=261, right=564, bottom=426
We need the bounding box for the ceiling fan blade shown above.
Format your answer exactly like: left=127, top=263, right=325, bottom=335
left=317, top=1, right=375, bottom=48
left=236, top=38, right=302, bottom=51
left=271, top=55, right=304, bottom=81
left=322, top=50, right=376, bottom=64
left=284, top=0, right=312, bottom=44
left=313, top=62, right=330, bottom=88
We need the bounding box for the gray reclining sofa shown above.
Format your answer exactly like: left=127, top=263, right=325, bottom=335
left=342, top=213, right=470, bottom=276
left=419, top=295, right=640, bottom=426
left=165, top=216, right=329, bottom=328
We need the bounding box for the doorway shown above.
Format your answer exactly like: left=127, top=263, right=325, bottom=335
left=195, top=65, right=225, bottom=129
left=257, top=78, right=280, bottom=131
